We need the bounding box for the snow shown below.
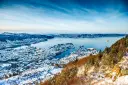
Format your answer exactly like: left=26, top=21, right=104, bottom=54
left=50, top=68, right=62, bottom=74
left=0, top=43, right=98, bottom=85
left=0, top=63, right=11, bottom=68
left=115, top=75, right=128, bottom=85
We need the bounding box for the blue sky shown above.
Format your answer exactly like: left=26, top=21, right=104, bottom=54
left=0, top=0, right=128, bottom=34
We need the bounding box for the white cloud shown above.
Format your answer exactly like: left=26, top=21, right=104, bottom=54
left=0, top=5, right=128, bottom=34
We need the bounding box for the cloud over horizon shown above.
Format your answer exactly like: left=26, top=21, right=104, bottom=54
left=0, top=0, right=128, bottom=34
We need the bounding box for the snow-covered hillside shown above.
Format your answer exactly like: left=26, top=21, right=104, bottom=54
left=0, top=43, right=98, bottom=85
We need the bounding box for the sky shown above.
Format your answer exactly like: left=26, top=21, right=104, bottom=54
left=0, top=0, right=128, bottom=34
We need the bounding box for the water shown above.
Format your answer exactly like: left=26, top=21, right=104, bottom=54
left=31, top=37, right=123, bottom=51
left=0, top=36, right=124, bottom=85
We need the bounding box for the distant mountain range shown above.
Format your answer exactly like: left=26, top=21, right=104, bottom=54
left=0, top=32, right=126, bottom=41
left=0, top=32, right=54, bottom=41
left=54, top=34, right=126, bottom=38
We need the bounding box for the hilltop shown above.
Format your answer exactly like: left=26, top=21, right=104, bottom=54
left=41, top=35, right=128, bottom=85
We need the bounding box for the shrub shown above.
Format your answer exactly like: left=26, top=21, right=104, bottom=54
left=120, top=69, right=128, bottom=76
left=45, top=67, right=77, bottom=85
left=126, top=39, right=128, bottom=47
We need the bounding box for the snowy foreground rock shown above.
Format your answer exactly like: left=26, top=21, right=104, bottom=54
left=0, top=43, right=98, bottom=85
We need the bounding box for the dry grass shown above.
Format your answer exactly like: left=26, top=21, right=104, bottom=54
left=41, top=36, right=128, bottom=85
left=41, top=55, right=97, bottom=85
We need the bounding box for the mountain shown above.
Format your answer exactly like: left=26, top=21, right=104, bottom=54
left=0, top=32, right=126, bottom=50
left=0, top=33, right=126, bottom=42
left=0, top=32, right=54, bottom=41
left=55, top=34, right=126, bottom=38
left=41, top=35, right=128, bottom=85
left=0, top=32, right=54, bottom=49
